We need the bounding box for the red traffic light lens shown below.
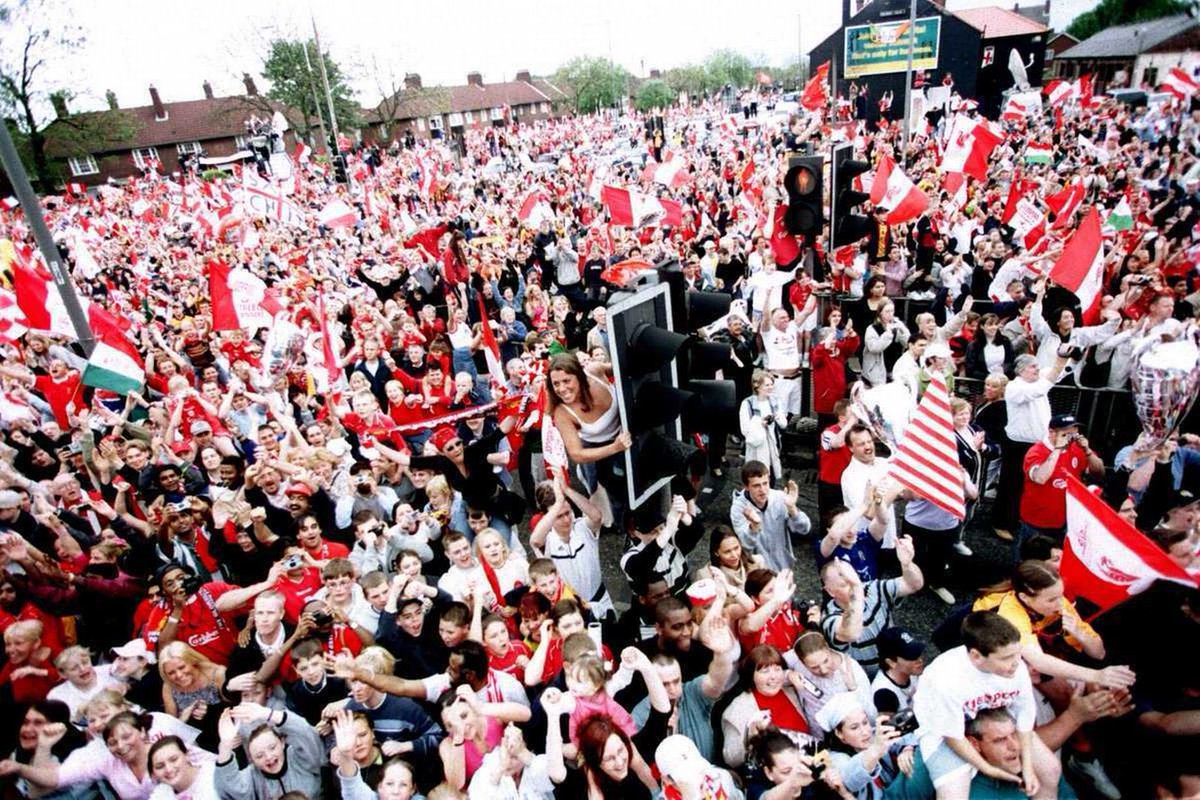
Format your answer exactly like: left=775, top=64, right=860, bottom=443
left=789, top=165, right=817, bottom=196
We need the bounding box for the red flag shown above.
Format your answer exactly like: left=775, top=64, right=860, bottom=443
left=599, top=258, right=656, bottom=288
left=1061, top=476, right=1198, bottom=614
left=770, top=205, right=801, bottom=265
left=317, top=293, right=342, bottom=390
left=1046, top=180, right=1084, bottom=230
left=601, top=185, right=635, bottom=227
left=869, top=154, right=930, bottom=226
left=888, top=375, right=966, bottom=519
left=801, top=62, right=830, bottom=111
left=660, top=197, right=683, bottom=228
left=1048, top=208, right=1105, bottom=324
left=475, top=293, right=506, bottom=387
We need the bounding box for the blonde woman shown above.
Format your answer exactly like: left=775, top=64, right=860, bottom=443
left=419, top=474, right=467, bottom=541
left=473, top=528, right=529, bottom=600
left=159, top=642, right=227, bottom=751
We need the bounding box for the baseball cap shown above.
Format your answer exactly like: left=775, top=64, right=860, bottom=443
left=1049, top=414, right=1079, bottom=430
left=285, top=482, right=314, bottom=497
left=0, top=490, right=21, bottom=510
left=877, top=626, right=926, bottom=662
left=112, top=639, right=156, bottom=664
left=190, top=420, right=213, bottom=435
left=655, top=736, right=711, bottom=786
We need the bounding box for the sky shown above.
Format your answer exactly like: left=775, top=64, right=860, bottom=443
left=32, top=0, right=1052, bottom=115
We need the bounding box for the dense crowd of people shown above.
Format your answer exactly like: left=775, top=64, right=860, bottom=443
left=0, top=70, right=1196, bottom=800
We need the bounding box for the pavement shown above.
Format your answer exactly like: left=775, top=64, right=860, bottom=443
left=582, top=422, right=1016, bottom=657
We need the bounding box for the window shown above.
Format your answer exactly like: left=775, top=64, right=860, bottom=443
left=428, top=116, right=443, bottom=130
left=378, top=123, right=390, bottom=139
left=448, top=112, right=463, bottom=126
left=131, top=147, right=159, bottom=169
left=176, top=141, right=202, bottom=156
left=417, top=118, right=426, bottom=131
left=464, top=111, right=473, bottom=123
left=68, top=155, right=98, bottom=176
left=234, top=135, right=252, bottom=150
left=540, top=102, right=550, bottom=113
left=490, top=107, right=503, bottom=121
left=1143, top=66, right=1158, bottom=87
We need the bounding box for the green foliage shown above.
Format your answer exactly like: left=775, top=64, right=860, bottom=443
left=1067, top=0, right=1189, bottom=42
left=703, top=49, right=754, bottom=91
left=554, top=56, right=630, bottom=113
left=200, top=168, right=231, bottom=182
left=260, top=38, right=359, bottom=140
left=634, top=79, right=676, bottom=112
left=665, top=65, right=709, bottom=98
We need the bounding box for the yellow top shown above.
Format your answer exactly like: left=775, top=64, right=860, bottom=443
left=972, top=591, right=1096, bottom=653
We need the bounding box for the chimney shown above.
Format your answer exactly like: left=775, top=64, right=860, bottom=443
left=50, top=92, right=68, bottom=119
left=515, top=70, right=532, bottom=83
left=649, top=69, right=661, bottom=79
left=243, top=73, right=258, bottom=96
left=467, top=71, right=483, bottom=88
left=105, top=90, right=118, bottom=110
left=202, top=80, right=214, bottom=99
left=149, top=85, right=166, bottom=120
left=404, top=73, right=422, bottom=90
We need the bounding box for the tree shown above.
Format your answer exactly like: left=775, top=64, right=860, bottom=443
left=0, top=0, right=133, bottom=190
left=704, top=50, right=754, bottom=92
left=635, top=80, right=676, bottom=112
left=665, top=64, right=709, bottom=100
left=367, top=56, right=449, bottom=143
left=1067, top=0, right=1188, bottom=42
left=554, top=56, right=630, bottom=113
left=258, top=38, right=359, bottom=143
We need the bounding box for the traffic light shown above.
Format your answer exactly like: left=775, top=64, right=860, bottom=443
left=784, top=155, right=824, bottom=238
left=656, top=260, right=738, bottom=446
left=607, top=282, right=705, bottom=509
left=831, top=143, right=872, bottom=248
left=333, top=154, right=349, bottom=184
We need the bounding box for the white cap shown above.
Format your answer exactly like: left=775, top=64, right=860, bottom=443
left=112, top=639, right=156, bottom=664
left=655, top=735, right=707, bottom=784
left=815, top=691, right=865, bottom=733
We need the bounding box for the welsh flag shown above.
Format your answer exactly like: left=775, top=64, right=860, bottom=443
left=1025, top=142, right=1052, bottom=164
left=1061, top=476, right=1198, bottom=614
left=1048, top=208, right=1104, bottom=324
left=82, top=305, right=144, bottom=394
left=1107, top=197, right=1133, bottom=232
left=868, top=154, right=929, bottom=225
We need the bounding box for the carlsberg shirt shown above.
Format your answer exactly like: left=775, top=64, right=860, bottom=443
left=911, top=645, right=1037, bottom=761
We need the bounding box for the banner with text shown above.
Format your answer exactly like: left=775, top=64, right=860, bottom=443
left=844, top=17, right=941, bottom=79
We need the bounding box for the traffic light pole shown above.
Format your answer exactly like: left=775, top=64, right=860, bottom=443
left=0, top=122, right=94, bottom=354
left=900, top=0, right=918, bottom=167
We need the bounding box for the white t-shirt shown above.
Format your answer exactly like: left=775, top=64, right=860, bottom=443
left=762, top=323, right=801, bottom=372
left=841, top=457, right=895, bottom=547
left=47, top=665, right=116, bottom=721
left=438, top=562, right=497, bottom=608
left=467, top=751, right=556, bottom=800
left=912, top=646, right=1036, bottom=760
left=539, top=518, right=612, bottom=618
left=870, top=669, right=919, bottom=712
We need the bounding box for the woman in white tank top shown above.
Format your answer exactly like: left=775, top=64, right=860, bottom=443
left=546, top=352, right=632, bottom=504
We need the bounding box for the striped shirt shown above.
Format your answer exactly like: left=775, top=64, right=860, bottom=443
left=821, top=578, right=902, bottom=677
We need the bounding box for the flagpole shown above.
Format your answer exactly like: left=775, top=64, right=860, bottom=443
left=300, top=38, right=330, bottom=155
left=0, top=123, right=94, bottom=353
left=310, top=11, right=342, bottom=149
left=900, top=0, right=918, bottom=167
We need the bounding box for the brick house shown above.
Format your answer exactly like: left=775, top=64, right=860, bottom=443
left=360, top=71, right=570, bottom=145
left=43, top=75, right=295, bottom=186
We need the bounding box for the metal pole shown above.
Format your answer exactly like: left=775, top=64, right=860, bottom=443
left=300, top=39, right=330, bottom=154
left=798, top=15, right=805, bottom=88
left=900, top=0, right=918, bottom=166
left=0, top=124, right=93, bottom=353
left=310, top=12, right=341, bottom=148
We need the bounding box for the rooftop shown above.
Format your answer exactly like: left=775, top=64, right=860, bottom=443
left=1059, top=13, right=1198, bottom=59
left=951, top=5, right=1049, bottom=39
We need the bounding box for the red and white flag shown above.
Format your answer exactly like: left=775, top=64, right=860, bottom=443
left=1158, top=67, right=1200, bottom=101
left=888, top=375, right=966, bottom=519
left=641, top=155, right=690, bottom=188
left=293, top=141, right=312, bottom=164
left=0, top=197, right=18, bottom=212
left=318, top=198, right=357, bottom=229
left=476, top=293, right=506, bottom=387
left=941, top=172, right=968, bottom=211
left=208, top=258, right=283, bottom=332
left=941, top=114, right=1002, bottom=181
left=1009, top=198, right=1047, bottom=250
left=1075, top=73, right=1094, bottom=108
left=1048, top=208, right=1105, bottom=324
left=1046, top=180, right=1085, bottom=230
left=1061, top=476, right=1199, bottom=614
left=1043, top=79, right=1077, bottom=106
left=242, top=172, right=305, bottom=227
left=801, top=61, right=830, bottom=111
left=601, top=185, right=667, bottom=229
left=317, top=293, right=343, bottom=391
left=517, top=188, right=554, bottom=227
left=868, top=154, right=929, bottom=225
left=12, top=260, right=83, bottom=338
left=0, top=289, right=28, bottom=345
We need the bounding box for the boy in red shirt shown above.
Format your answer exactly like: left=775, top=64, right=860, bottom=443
left=1019, top=414, right=1105, bottom=551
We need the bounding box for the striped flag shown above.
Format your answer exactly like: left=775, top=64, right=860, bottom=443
left=888, top=375, right=966, bottom=519
left=1025, top=142, right=1052, bottom=164
left=82, top=305, right=144, bottom=394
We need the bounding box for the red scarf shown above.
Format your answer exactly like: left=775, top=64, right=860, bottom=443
left=753, top=689, right=809, bottom=734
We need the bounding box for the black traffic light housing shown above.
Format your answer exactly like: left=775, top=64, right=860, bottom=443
left=784, top=155, right=824, bottom=239
left=831, top=143, right=872, bottom=248
left=607, top=282, right=703, bottom=508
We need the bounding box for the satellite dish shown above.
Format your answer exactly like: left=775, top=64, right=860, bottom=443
left=1008, top=49, right=1033, bottom=92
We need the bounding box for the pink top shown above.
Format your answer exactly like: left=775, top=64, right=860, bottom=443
left=463, top=715, right=505, bottom=780
left=567, top=692, right=637, bottom=745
